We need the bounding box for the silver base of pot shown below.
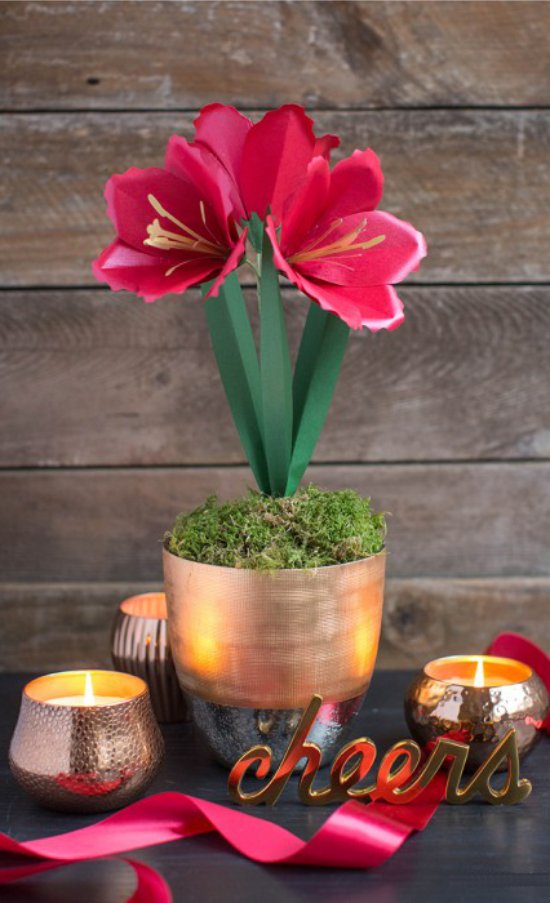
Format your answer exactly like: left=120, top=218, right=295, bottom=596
left=190, top=692, right=366, bottom=769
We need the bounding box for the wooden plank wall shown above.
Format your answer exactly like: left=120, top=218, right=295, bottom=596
left=1, top=1, right=549, bottom=671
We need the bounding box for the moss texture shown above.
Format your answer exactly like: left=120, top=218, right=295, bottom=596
left=166, top=484, right=386, bottom=570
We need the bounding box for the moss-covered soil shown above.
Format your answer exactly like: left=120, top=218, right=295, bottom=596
left=166, top=484, right=386, bottom=570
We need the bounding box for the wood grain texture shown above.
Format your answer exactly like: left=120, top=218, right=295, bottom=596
left=382, top=578, right=550, bottom=667
left=0, top=578, right=548, bottom=672
left=1, top=286, right=549, bottom=467
left=1, top=463, right=549, bottom=583
left=1, top=110, right=549, bottom=285
left=2, top=1, right=550, bottom=110
left=1, top=0, right=548, bottom=678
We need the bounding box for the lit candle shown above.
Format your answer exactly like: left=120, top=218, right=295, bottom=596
left=9, top=669, right=164, bottom=812
left=424, top=654, right=530, bottom=688
left=46, top=672, right=125, bottom=707
left=405, top=653, right=549, bottom=770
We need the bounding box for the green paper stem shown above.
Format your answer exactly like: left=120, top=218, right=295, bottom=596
left=203, top=274, right=269, bottom=492
left=285, top=304, right=350, bottom=496
left=292, top=303, right=332, bottom=442
left=258, top=230, right=293, bottom=496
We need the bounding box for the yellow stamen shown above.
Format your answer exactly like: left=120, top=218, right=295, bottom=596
left=143, top=194, right=224, bottom=258
left=164, top=256, right=220, bottom=277
left=299, top=218, right=343, bottom=254
left=289, top=218, right=386, bottom=265
left=199, top=198, right=225, bottom=246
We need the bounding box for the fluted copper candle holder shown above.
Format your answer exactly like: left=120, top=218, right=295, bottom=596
left=405, top=654, right=549, bottom=771
left=9, top=670, right=164, bottom=812
left=112, top=592, right=189, bottom=723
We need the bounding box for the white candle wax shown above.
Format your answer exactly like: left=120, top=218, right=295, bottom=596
left=44, top=672, right=126, bottom=707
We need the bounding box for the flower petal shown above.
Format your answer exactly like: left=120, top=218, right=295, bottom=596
left=313, top=133, right=340, bottom=160
left=92, top=239, right=220, bottom=302
left=297, top=211, right=427, bottom=286
left=280, top=156, right=331, bottom=255
left=204, top=228, right=248, bottom=298
left=305, top=281, right=405, bottom=331
left=240, top=105, right=316, bottom=221
left=266, top=215, right=301, bottom=282
left=165, top=136, right=234, bottom=242
left=105, top=166, right=217, bottom=253
left=191, top=105, right=252, bottom=220
left=326, top=149, right=384, bottom=217
left=193, top=104, right=252, bottom=202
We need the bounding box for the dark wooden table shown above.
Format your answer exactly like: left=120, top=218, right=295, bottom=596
left=1, top=671, right=548, bottom=902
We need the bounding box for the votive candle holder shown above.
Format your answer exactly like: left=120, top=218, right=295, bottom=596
left=112, top=591, right=189, bottom=723
left=405, top=654, right=549, bottom=770
left=9, top=670, right=164, bottom=812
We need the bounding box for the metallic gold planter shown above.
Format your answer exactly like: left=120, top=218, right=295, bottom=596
left=163, top=547, right=385, bottom=765
left=111, top=592, right=189, bottom=723
left=405, top=655, right=549, bottom=771
left=9, top=671, right=164, bottom=812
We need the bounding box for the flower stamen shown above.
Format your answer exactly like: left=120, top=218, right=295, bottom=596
left=164, top=255, right=220, bottom=277
left=290, top=218, right=386, bottom=265
left=299, top=218, right=344, bottom=254
left=144, top=194, right=224, bottom=257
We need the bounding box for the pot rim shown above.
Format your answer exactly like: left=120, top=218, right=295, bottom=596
left=162, top=540, right=386, bottom=575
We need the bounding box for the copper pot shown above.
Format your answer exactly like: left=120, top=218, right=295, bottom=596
left=163, top=547, right=385, bottom=765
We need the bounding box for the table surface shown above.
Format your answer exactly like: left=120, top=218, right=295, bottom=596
left=1, top=671, right=548, bottom=902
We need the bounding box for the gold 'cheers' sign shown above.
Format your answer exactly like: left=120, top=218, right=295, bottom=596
left=228, top=695, right=531, bottom=807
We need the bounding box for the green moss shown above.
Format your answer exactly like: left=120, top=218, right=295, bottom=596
left=165, top=484, right=386, bottom=570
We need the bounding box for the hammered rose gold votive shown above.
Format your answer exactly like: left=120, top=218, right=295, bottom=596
left=9, top=670, right=164, bottom=812
left=405, top=655, right=549, bottom=771
left=112, top=592, right=189, bottom=723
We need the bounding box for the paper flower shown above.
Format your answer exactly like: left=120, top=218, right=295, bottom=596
left=93, top=104, right=427, bottom=496
left=266, top=153, right=426, bottom=330
left=92, top=151, right=247, bottom=302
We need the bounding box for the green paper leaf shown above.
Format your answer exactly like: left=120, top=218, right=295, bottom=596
left=245, top=212, right=265, bottom=254
left=292, top=302, right=332, bottom=442
left=286, top=305, right=349, bottom=496
left=259, top=230, right=293, bottom=496
left=203, top=274, right=269, bottom=492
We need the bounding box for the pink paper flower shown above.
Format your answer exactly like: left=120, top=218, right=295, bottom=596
left=93, top=104, right=338, bottom=302
left=265, top=152, right=426, bottom=330
left=93, top=103, right=425, bottom=329
left=92, top=145, right=247, bottom=302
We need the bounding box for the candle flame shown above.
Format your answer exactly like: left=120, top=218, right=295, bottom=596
left=83, top=671, right=95, bottom=705
left=474, top=657, right=485, bottom=688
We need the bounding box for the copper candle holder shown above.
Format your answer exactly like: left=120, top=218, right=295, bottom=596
left=405, top=654, right=549, bottom=770
left=9, top=670, right=164, bottom=812
left=112, top=592, right=189, bottom=723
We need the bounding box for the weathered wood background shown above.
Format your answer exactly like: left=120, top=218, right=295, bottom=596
left=1, top=0, right=549, bottom=670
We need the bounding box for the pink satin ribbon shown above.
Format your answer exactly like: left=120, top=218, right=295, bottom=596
left=0, top=783, right=444, bottom=901
left=2, top=631, right=548, bottom=902
left=485, top=631, right=550, bottom=732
